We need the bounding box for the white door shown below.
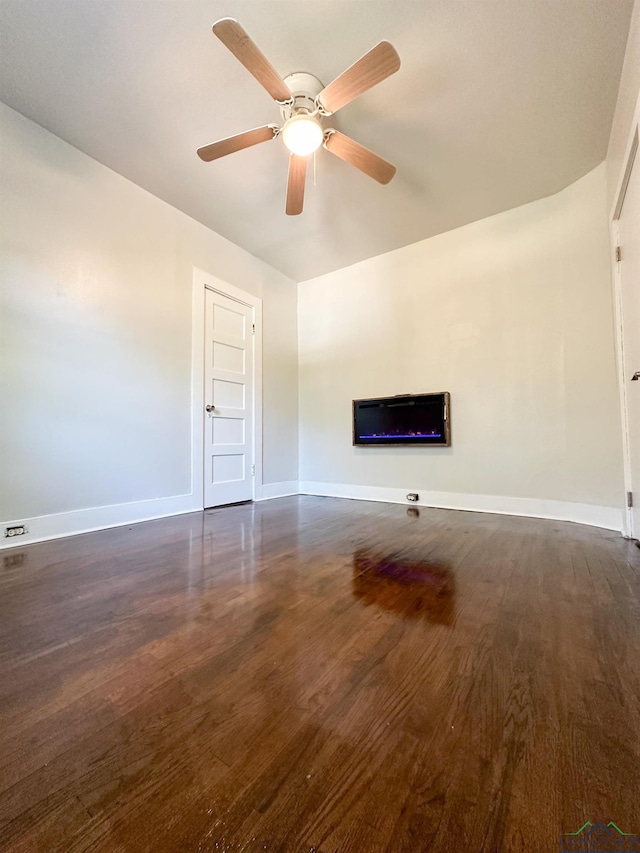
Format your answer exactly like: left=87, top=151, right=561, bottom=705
left=204, top=289, right=254, bottom=508
left=618, top=149, right=640, bottom=537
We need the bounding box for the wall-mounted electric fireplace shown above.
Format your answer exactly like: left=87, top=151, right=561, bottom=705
left=353, top=392, right=450, bottom=447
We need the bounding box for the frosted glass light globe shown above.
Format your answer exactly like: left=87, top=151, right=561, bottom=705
left=281, top=115, right=323, bottom=156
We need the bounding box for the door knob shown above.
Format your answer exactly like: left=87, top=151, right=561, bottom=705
left=205, top=404, right=216, bottom=412
left=632, top=372, right=640, bottom=382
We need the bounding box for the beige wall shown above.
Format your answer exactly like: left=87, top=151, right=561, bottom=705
left=607, top=0, right=640, bottom=208
left=0, top=102, right=298, bottom=525
left=262, top=272, right=299, bottom=485
left=298, top=165, right=623, bottom=517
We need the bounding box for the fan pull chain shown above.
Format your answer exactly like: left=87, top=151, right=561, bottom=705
left=313, top=150, right=317, bottom=187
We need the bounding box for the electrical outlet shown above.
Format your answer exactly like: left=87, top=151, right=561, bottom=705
left=5, top=525, right=27, bottom=538
left=406, top=493, right=419, bottom=502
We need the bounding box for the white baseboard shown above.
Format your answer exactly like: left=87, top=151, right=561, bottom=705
left=257, top=481, right=300, bottom=500
left=1, top=480, right=622, bottom=550
left=0, top=493, right=200, bottom=550
left=298, top=481, right=623, bottom=532
left=0, top=482, right=301, bottom=549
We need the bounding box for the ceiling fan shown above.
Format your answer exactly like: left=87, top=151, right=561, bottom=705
left=197, top=19, right=401, bottom=215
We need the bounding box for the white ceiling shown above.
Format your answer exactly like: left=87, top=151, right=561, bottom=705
left=0, top=0, right=633, bottom=281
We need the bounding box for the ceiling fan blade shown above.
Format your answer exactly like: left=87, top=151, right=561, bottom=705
left=286, top=154, right=308, bottom=215
left=317, top=41, right=400, bottom=115
left=324, top=130, right=396, bottom=184
left=197, top=125, right=276, bottom=162
left=212, top=18, right=291, bottom=102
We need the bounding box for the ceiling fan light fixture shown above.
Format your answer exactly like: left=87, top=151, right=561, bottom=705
left=281, top=114, right=323, bottom=156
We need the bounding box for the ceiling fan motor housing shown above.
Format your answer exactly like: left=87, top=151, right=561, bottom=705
left=281, top=72, right=325, bottom=120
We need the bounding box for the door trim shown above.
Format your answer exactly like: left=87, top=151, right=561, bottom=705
left=610, top=124, right=639, bottom=538
left=191, top=268, right=263, bottom=509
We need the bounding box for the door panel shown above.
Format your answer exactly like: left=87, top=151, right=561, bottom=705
left=212, top=378, right=245, bottom=408
left=212, top=453, right=244, bottom=483
left=204, top=290, right=254, bottom=508
left=618, top=151, right=640, bottom=536
left=213, top=341, right=245, bottom=373
left=212, top=417, right=244, bottom=445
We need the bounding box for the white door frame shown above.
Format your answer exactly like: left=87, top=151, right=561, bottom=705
left=610, top=124, right=639, bottom=538
left=191, top=267, right=263, bottom=508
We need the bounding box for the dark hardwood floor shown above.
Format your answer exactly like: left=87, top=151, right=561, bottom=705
left=1, top=496, right=640, bottom=852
